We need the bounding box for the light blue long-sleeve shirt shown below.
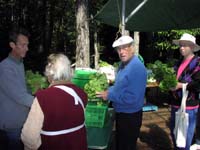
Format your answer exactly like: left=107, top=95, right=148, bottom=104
left=108, top=56, right=147, bottom=113
left=0, top=55, right=34, bottom=130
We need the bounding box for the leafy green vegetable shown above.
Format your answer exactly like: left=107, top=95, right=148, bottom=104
left=159, top=69, right=177, bottom=92
left=147, top=60, right=177, bottom=92
left=84, top=72, right=109, bottom=101
left=147, top=60, right=166, bottom=82
left=25, top=70, right=49, bottom=94
left=99, top=60, right=111, bottom=67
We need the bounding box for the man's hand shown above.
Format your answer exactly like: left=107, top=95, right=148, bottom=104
left=96, top=91, right=108, bottom=100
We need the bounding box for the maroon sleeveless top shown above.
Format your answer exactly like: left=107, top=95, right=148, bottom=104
left=36, top=83, right=88, bottom=150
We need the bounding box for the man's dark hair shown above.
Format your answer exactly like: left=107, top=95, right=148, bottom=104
left=9, top=27, right=30, bottom=43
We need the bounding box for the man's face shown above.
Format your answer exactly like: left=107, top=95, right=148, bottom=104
left=10, top=34, right=29, bottom=59
left=179, top=41, right=194, bottom=57
left=116, top=44, right=134, bottom=63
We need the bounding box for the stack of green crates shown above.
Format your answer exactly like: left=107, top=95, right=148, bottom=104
left=85, top=102, right=108, bottom=128
left=71, top=68, right=96, bottom=89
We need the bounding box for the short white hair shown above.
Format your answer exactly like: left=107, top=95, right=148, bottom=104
left=45, top=53, right=72, bottom=81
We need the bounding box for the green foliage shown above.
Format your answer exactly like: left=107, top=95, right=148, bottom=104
left=25, top=70, right=49, bottom=94
left=165, top=58, right=178, bottom=67
left=147, top=60, right=177, bottom=92
left=84, top=72, right=109, bottom=100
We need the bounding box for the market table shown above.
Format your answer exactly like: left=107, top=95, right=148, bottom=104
left=143, top=82, right=159, bottom=112
left=146, top=82, right=159, bottom=88
left=87, top=108, right=114, bottom=150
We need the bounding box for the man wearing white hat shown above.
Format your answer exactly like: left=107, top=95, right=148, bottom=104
left=97, top=35, right=147, bottom=150
left=170, top=33, right=200, bottom=150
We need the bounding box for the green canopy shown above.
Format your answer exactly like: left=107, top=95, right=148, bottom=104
left=95, top=0, right=200, bottom=32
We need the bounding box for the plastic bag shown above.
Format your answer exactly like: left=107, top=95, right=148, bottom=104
left=173, top=83, right=189, bottom=148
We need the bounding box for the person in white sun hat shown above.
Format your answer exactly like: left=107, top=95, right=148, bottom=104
left=169, top=33, right=200, bottom=150
left=173, top=33, right=200, bottom=52
left=96, top=35, right=147, bottom=150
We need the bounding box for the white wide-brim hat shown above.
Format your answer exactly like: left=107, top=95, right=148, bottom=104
left=173, top=33, right=200, bottom=52
left=112, top=35, right=134, bottom=48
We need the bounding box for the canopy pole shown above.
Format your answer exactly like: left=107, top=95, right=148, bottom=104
left=121, top=0, right=125, bottom=35
left=125, top=0, right=148, bottom=23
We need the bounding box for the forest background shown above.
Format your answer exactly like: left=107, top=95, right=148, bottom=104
left=1, top=0, right=200, bottom=73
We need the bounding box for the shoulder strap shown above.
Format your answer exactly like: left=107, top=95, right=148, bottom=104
left=54, top=85, right=85, bottom=110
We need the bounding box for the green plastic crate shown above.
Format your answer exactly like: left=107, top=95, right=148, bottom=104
left=85, top=102, right=108, bottom=128
left=73, top=69, right=96, bottom=79
left=71, top=78, right=89, bottom=89
left=71, top=69, right=96, bottom=89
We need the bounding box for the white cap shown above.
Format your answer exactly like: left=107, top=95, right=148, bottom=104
left=112, top=35, right=134, bottom=48
left=173, top=33, right=200, bottom=52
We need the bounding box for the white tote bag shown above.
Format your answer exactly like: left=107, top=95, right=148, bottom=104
left=173, top=83, right=189, bottom=148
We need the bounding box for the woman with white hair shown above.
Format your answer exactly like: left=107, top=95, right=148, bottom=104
left=21, top=53, right=88, bottom=150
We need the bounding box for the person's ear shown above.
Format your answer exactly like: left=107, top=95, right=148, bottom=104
left=9, top=42, right=16, bottom=49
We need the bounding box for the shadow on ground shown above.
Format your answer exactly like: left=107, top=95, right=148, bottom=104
left=139, top=123, right=173, bottom=150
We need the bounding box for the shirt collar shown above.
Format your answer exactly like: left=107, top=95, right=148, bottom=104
left=8, top=54, right=23, bottom=64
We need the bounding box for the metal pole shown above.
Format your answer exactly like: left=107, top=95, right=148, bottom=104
left=125, top=0, right=148, bottom=23
left=121, top=0, right=125, bottom=35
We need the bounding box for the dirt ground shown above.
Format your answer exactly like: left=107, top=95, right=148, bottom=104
left=106, top=105, right=173, bottom=150
left=135, top=86, right=174, bottom=150
left=137, top=106, right=173, bottom=150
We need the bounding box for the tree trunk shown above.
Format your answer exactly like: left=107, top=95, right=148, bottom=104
left=134, top=32, right=140, bottom=55
left=75, top=0, right=90, bottom=68
left=44, top=0, right=54, bottom=52
left=94, top=31, right=99, bottom=69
